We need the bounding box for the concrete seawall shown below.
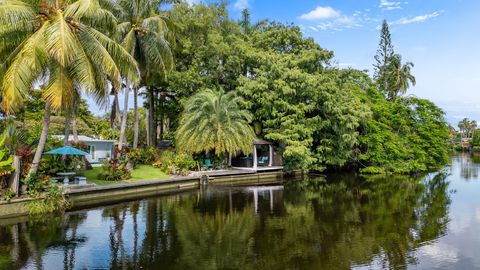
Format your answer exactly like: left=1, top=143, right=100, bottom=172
left=0, top=170, right=303, bottom=219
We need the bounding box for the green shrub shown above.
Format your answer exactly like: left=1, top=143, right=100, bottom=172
left=154, top=150, right=196, bottom=175
left=154, top=150, right=176, bottom=174
left=99, top=160, right=131, bottom=181
left=22, top=173, right=45, bottom=196
left=26, top=184, right=71, bottom=215
left=141, top=147, right=157, bottom=164
left=2, top=189, right=15, bottom=202
left=175, top=153, right=197, bottom=175
left=129, top=147, right=157, bottom=166
left=128, top=148, right=142, bottom=165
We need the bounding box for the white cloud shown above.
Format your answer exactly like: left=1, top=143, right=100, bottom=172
left=299, top=6, right=341, bottom=21
left=379, top=0, right=403, bottom=11
left=234, top=0, right=250, bottom=10
left=390, top=11, right=441, bottom=25
left=185, top=0, right=200, bottom=5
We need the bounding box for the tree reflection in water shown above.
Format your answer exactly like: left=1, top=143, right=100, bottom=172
left=0, top=171, right=451, bottom=270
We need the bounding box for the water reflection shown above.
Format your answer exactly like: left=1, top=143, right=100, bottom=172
left=0, top=168, right=455, bottom=269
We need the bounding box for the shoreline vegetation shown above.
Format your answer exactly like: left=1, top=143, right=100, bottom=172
left=0, top=1, right=450, bottom=214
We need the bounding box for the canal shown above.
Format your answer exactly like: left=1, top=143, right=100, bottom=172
left=1, top=154, right=480, bottom=269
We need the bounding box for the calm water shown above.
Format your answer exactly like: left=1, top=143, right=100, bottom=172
left=2, top=154, right=480, bottom=269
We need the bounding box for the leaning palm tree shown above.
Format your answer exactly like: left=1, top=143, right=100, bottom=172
left=114, top=0, right=174, bottom=150
left=176, top=89, right=255, bottom=156
left=387, top=54, right=416, bottom=101
left=0, top=0, right=140, bottom=174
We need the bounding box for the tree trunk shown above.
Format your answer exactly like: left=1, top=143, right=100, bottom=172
left=8, top=155, right=20, bottom=195
left=63, top=110, right=71, bottom=161
left=119, top=83, right=130, bottom=151
left=29, top=103, right=51, bottom=176
left=133, top=87, right=139, bottom=149
left=146, top=109, right=150, bottom=146
left=72, top=107, right=78, bottom=142
left=64, top=111, right=71, bottom=146
left=110, top=91, right=122, bottom=128
left=148, top=87, right=155, bottom=146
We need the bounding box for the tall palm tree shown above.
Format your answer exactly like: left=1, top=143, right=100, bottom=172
left=387, top=54, right=416, bottom=101
left=176, top=89, right=255, bottom=156
left=114, top=0, right=174, bottom=150
left=0, top=0, right=140, bottom=174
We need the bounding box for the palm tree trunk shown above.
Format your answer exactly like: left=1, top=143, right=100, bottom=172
left=63, top=110, right=71, bottom=161
left=8, top=155, right=20, bottom=195
left=119, top=83, right=130, bottom=151
left=72, top=107, right=78, bottom=142
left=64, top=111, right=71, bottom=146
left=133, top=87, right=139, bottom=149
left=110, top=91, right=121, bottom=128
left=29, top=103, right=51, bottom=176
left=148, top=87, right=155, bottom=146
left=146, top=109, right=150, bottom=146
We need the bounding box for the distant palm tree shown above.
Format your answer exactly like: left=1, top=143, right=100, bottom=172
left=114, top=0, right=174, bottom=150
left=0, top=0, right=140, bottom=174
left=458, top=118, right=471, bottom=139
left=176, top=89, right=255, bottom=156
left=388, top=54, right=416, bottom=101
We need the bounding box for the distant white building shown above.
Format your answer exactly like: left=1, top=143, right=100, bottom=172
left=52, top=135, right=115, bottom=165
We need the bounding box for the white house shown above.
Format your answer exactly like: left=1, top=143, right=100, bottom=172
left=52, top=135, right=115, bottom=166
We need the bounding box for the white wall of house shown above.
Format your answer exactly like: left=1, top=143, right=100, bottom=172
left=84, top=141, right=114, bottom=164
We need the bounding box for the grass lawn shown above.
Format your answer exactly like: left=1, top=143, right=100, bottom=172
left=79, top=165, right=170, bottom=185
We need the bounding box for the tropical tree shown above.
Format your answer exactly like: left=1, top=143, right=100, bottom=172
left=373, top=19, right=395, bottom=96
left=458, top=118, right=471, bottom=139
left=114, top=0, right=174, bottom=150
left=176, top=89, right=255, bottom=156
left=387, top=54, right=416, bottom=100
left=0, top=0, right=140, bottom=174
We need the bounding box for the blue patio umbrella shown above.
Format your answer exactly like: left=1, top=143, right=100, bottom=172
left=45, top=146, right=89, bottom=156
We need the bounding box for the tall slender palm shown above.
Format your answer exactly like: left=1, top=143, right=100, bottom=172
left=114, top=0, right=174, bottom=150
left=176, top=89, right=256, bottom=156
left=387, top=54, right=416, bottom=101
left=0, top=0, right=140, bottom=174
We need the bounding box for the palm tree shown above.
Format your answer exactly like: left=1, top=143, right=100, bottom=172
left=387, top=54, right=416, bottom=101
left=0, top=0, right=140, bottom=174
left=114, top=0, right=174, bottom=150
left=176, top=89, right=255, bottom=156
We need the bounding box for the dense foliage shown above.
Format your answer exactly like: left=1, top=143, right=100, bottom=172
left=0, top=1, right=450, bottom=179
left=162, top=3, right=449, bottom=173
left=176, top=89, right=255, bottom=156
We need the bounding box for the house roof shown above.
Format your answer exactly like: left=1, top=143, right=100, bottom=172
left=254, top=139, right=273, bottom=145
left=52, top=135, right=115, bottom=143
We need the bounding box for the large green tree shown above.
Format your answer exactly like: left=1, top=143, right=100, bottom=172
left=238, top=23, right=369, bottom=170
left=373, top=19, right=395, bottom=97
left=114, top=0, right=174, bottom=150
left=0, top=0, right=139, bottom=174
left=176, top=89, right=255, bottom=156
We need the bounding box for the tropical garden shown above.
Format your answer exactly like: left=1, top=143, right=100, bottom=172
left=0, top=1, right=450, bottom=205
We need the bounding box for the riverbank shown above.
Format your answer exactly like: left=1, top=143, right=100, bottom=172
left=0, top=168, right=301, bottom=219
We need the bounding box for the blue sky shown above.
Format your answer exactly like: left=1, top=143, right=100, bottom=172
left=99, top=0, right=480, bottom=126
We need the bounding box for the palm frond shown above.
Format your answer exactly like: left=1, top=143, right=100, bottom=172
left=0, top=0, right=36, bottom=25
left=1, top=22, right=48, bottom=114
left=65, top=0, right=117, bottom=32
left=81, top=25, right=140, bottom=85
left=45, top=11, right=78, bottom=67
left=43, top=63, right=75, bottom=110
left=176, top=89, right=255, bottom=155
